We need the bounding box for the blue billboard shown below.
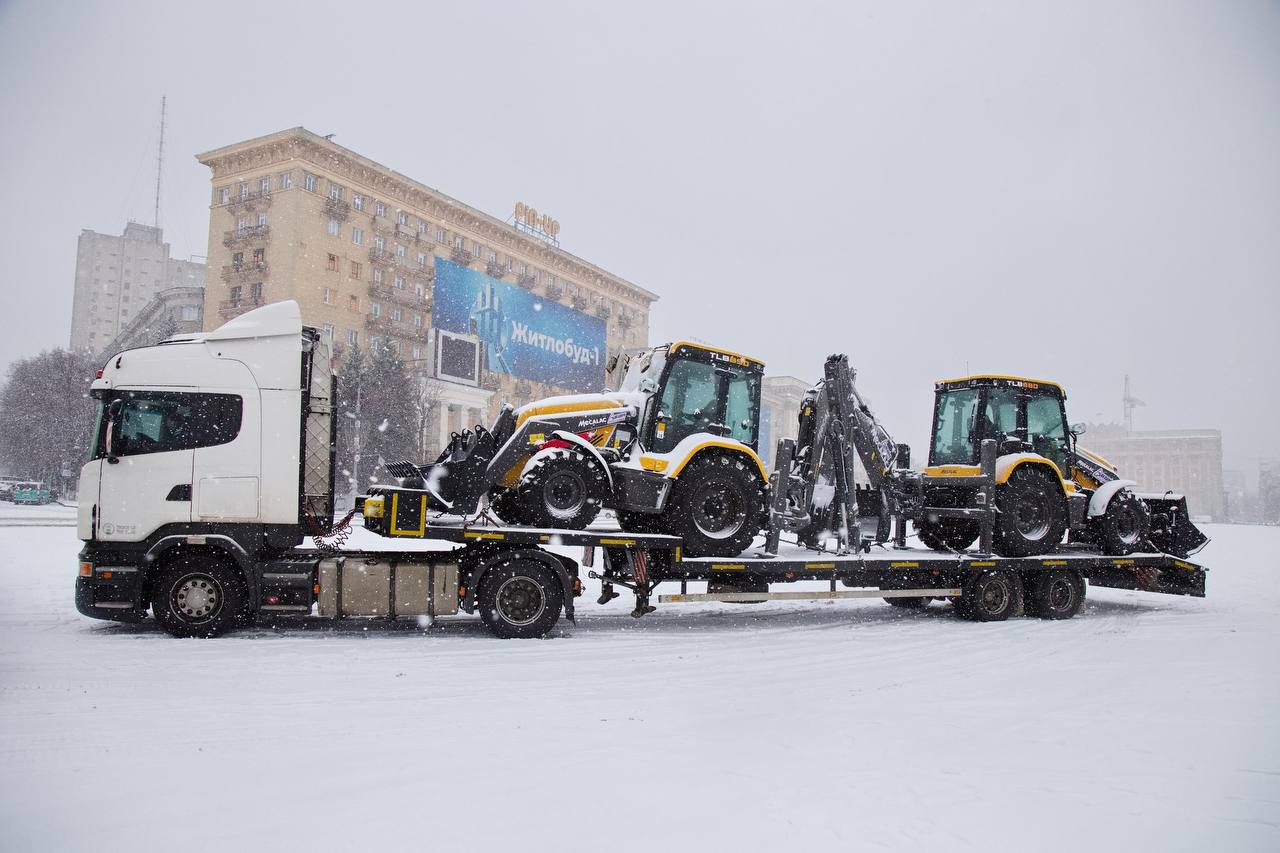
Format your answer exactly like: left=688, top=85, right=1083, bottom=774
left=432, top=258, right=607, bottom=392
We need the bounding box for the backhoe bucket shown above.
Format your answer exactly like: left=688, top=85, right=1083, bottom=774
left=1138, top=493, right=1209, bottom=557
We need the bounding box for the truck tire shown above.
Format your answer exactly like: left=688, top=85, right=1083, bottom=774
left=152, top=554, right=247, bottom=638
left=517, top=448, right=607, bottom=530
left=662, top=453, right=767, bottom=558
left=1027, top=568, right=1085, bottom=619
left=490, top=487, right=533, bottom=526
left=1095, top=489, right=1150, bottom=556
left=993, top=466, right=1067, bottom=557
left=476, top=557, right=564, bottom=639
left=959, top=568, right=1021, bottom=622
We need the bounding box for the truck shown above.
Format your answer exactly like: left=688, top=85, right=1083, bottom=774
left=75, top=301, right=1208, bottom=639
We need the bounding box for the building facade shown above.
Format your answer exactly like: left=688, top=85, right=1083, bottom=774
left=196, top=128, right=657, bottom=455
left=69, top=223, right=207, bottom=352
left=760, top=375, right=813, bottom=467
left=99, top=286, right=206, bottom=357
left=1082, top=424, right=1225, bottom=521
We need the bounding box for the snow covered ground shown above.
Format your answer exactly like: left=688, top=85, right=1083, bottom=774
left=1, top=522, right=1277, bottom=852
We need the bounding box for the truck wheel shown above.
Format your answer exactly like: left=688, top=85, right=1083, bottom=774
left=1095, top=489, right=1150, bottom=556
left=490, top=487, right=532, bottom=526
left=152, top=554, right=247, bottom=638
left=993, top=466, right=1067, bottom=557
left=518, top=448, right=607, bottom=530
left=477, top=558, right=564, bottom=639
left=1028, top=568, right=1085, bottom=619
left=663, top=453, right=766, bottom=558
left=960, top=568, right=1021, bottom=622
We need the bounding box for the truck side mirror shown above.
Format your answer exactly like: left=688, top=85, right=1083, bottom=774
left=106, top=399, right=123, bottom=464
left=1070, top=422, right=1087, bottom=436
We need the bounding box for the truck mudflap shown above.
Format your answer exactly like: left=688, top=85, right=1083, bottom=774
left=1138, top=492, right=1209, bottom=558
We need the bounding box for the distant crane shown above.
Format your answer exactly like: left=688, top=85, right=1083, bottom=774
left=1123, top=374, right=1145, bottom=434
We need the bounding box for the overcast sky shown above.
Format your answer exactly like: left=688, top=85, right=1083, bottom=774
left=0, top=0, right=1276, bottom=475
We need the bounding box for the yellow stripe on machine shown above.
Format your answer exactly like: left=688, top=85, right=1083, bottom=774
left=970, top=560, right=996, bottom=567
left=1042, top=560, right=1068, bottom=566
left=388, top=493, right=427, bottom=537
left=806, top=562, right=835, bottom=570
left=710, top=563, right=746, bottom=571
left=1112, top=559, right=1134, bottom=566
left=599, top=538, right=636, bottom=546
left=464, top=531, right=506, bottom=540
left=890, top=561, right=919, bottom=568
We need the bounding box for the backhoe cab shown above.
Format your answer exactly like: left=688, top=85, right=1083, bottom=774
left=917, top=376, right=1207, bottom=558
left=382, top=341, right=769, bottom=557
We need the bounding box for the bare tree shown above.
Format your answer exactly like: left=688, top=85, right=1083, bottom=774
left=0, top=349, right=99, bottom=495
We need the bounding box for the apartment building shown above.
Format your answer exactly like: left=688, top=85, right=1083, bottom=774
left=196, top=128, right=657, bottom=452
left=68, top=222, right=207, bottom=352
left=1082, top=424, right=1225, bottom=521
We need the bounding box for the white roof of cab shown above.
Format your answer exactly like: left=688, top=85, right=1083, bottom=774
left=175, top=300, right=303, bottom=343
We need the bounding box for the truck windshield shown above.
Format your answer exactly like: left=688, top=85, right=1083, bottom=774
left=932, top=388, right=979, bottom=465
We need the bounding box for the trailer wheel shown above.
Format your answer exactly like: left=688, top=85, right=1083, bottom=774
left=1095, top=489, right=1150, bottom=556
left=518, top=448, right=607, bottom=530
left=663, top=453, right=766, bottom=558
left=477, top=558, right=564, bottom=639
left=993, top=466, right=1067, bottom=557
left=152, top=554, right=247, bottom=638
left=960, top=568, right=1021, bottom=622
left=1028, top=568, right=1085, bottom=619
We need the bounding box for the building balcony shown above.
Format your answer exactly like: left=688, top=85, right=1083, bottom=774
left=571, top=295, right=590, bottom=311
left=394, top=224, right=419, bottom=242
left=323, top=198, right=351, bottom=221
left=617, top=313, right=632, bottom=329
left=369, top=281, right=432, bottom=310
left=220, top=261, right=269, bottom=283
left=219, top=298, right=265, bottom=320
left=545, top=283, right=565, bottom=301
left=450, top=247, right=476, bottom=266
left=365, top=312, right=429, bottom=342
left=222, top=225, right=271, bottom=247
left=486, top=260, right=508, bottom=279
left=226, top=191, right=271, bottom=215
left=368, top=248, right=397, bottom=267
left=516, top=273, right=537, bottom=290
left=594, top=304, right=611, bottom=319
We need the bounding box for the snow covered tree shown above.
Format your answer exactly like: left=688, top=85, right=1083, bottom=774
left=334, top=341, right=421, bottom=501
left=0, top=349, right=100, bottom=494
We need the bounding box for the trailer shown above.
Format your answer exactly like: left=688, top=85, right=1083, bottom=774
left=73, top=301, right=1208, bottom=639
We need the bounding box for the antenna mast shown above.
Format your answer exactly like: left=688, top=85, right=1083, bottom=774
left=153, top=95, right=166, bottom=228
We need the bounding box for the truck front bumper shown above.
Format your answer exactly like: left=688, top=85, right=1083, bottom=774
left=75, top=547, right=150, bottom=623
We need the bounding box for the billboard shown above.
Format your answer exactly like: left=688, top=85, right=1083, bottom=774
left=431, top=258, right=607, bottom=392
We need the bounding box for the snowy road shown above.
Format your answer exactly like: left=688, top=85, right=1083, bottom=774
left=1, top=522, right=1277, bottom=852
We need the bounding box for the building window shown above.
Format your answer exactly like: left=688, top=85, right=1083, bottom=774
left=374, top=236, right=385, bottom=252
left=412, top=346, right=422, bottom=360
left=327, top=219, right=340, bottom=237
left=231, top=251, right=244, bottom=270
left=416, top=252, right=427, bottom=269
left=303, top=173, right=317, bottom=192
left=395, top=244, right=405, bottom=258
left=352, top=227, right=364, bottom=245
left=347, top=328, right=358, bottom=345
left=239, top=182, right=249, bottom=199
left=372, top=268, right=384, bottom=284
left=229, top=285, right=242, bottom=304
left=327, top=254, right=338, bottom=272
left=414, top=313, right=423, bottom=329
left=237, top=216, right=249, bottom=231
left=394, top=275, right=405, bottom=289
left=352, top=195, right=364, bottom=211
left=250, top=282, right=263, bottom=302
left=350, top=261, right=362, bottom=279
left=257, top=212, right=268, bottom=227
left=348, top=294, right=359, bottom=312
left=453, top=235, right=464, bottom=250
left=219, top=187, right=230, bottom=204
left=471, top=242, right=481, bottom=257
left=415, top=283, right=425, bottom=297
left=280, top=172, right=293, bottom=189
left=488, top=250, right=498, bottom=263
left=392, top=306, right=402, bottom=322
left=375, top=201, right=386, bottom=217
left=436, top=228, right=446, bottom=243
left=329, top=184, right=344, bottom=201
left=323, top=323, right=335, bottom=341
left=252, top=248, right=265, bottom=267
left=418, top=221, right=428, bottom=234
left=323, top=287, right=332, bottom=305
left=371, top=302, right=382, bottom=318
left=397, top=211, right=408, bottom=226
left=259, top=176, right=271, bottom=195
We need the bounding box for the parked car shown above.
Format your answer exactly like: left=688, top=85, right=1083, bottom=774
left=0, top=477, right=24, bottom=502
left=13, top=481, right=52, bottom=505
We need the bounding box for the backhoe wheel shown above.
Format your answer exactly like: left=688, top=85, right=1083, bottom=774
left=1027, top=568, right=1085, bottom=620
left=960, top=568, right=1022, bottom=622
left=152, top=554, right=247, bottom=638
left=490, top=487, right=532, bottom=526
left=993, top=466, right=1067, bottom=557
left=663, top=453, right=767, bottom=558
left=476, top=557, right=564, bottom=639
left=915, top=519, right=980, bottom=552
left=517, top=448, right=607, bottom=530
left=1095, top=489, right=1151, bottom=556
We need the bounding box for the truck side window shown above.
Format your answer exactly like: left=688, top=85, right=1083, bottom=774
left=652, top=359, right=718, bottom=454
left=1026, top=395, right=1068, bottom=476
left=724, top=369, right=760, bottom=447
left=931, top=388, right=979, bottom=465
left=107, top=392, right=243, bottom=457
left=982, top=388, right=1019, bottom=442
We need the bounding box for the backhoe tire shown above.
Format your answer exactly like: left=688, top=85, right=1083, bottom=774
left=517, top=448, right=607, bottom=530
left=1095, top=489, right=1151, bottom=556
left=490, top=487, right=533, bottom=526
left=993, top=466, right=1067, bottom=558
left=915, top=519, right=980, bottom=552
left=662, top=453, right=767, bottom=558
left=152, top=553, right=247, bottom=638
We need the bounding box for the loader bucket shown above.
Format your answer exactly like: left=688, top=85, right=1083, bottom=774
left=1139, top=493, right=1209, bottom=557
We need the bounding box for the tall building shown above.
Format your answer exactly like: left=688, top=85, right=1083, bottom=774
left=98, top=286, right=206, bottom=357
left=1082, top=424, right=1225, bottom=521
left=68, top=223, right=207, bottom=351
left=196, top=128, right=658, bottom=455
left=760, top=375, right=813, bottom=466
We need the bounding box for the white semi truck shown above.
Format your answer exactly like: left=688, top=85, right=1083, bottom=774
left=75, top=302, right=1207, bottom=639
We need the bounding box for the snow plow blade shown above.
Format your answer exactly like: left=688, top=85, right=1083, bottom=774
left=1139, top=493, right=1209, bottom=558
